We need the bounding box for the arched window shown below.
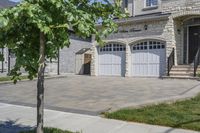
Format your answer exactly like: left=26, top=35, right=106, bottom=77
left=132, top=40, right=165, bottom=51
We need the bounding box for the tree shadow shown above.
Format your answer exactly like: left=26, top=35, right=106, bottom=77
left=164, top=119, right=200, bottom=133
left=0, top=119, right=35, bottom=133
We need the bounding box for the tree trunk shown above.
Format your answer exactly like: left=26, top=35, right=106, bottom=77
left=37, top=32, right=45, bottom=133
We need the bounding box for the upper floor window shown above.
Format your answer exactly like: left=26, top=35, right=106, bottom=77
left=146, top=0, right=158, bottom=7
left=124, top=0, right=128, bottom=8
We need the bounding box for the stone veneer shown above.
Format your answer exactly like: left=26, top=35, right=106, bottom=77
left=91, top=0, right=200, bottom=77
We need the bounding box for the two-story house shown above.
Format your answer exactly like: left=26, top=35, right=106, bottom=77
left=91, top=0, right=200, bottom=78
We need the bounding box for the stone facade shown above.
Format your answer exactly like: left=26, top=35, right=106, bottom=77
left=91, top=0, right=200, bottom=77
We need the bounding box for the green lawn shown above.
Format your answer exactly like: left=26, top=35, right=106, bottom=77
left=0, top=75, right=28, bottom=82
left=105, top=94, right=200, bottom=131
left=20, top=127, right=79, bottom=133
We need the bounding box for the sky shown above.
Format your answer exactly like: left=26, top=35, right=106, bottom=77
left=10, top=0, right=20, bottom=2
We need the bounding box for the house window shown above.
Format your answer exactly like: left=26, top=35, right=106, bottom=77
left=124, top=0, right=128, bottom=8
left=146, top=0, right=158, bottom=7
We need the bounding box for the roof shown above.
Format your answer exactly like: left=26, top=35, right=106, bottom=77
left=97, top=12, right=171, bottom=27
left=117, top=12, right=171, bottom=24
left=0, top=0, right=17, bottom=9
left=76, top=48, right=91, bottom=54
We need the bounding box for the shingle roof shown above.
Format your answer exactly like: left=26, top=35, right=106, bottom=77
left=76, top=48, right=91, bottom=54
left=96, top=12, right=171, bottom=27
left=0, top=0, right=17, bottom=9
left=114, top=12, right=171, bottom=24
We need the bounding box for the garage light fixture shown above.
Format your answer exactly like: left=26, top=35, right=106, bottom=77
left=144, top=24, right=148, bottom=30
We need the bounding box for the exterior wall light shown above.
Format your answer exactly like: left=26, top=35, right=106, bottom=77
left=177, top=29, right=181, bottom=34
left=144, top=24, right=148, bottom=30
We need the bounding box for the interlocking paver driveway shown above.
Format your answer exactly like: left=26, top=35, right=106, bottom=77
left=0, top=75, right=200, bottom=115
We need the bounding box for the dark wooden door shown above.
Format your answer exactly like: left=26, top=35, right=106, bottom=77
left=84, top=54, right=91, bottom=75
left=189, top=26, right=200, bottom=63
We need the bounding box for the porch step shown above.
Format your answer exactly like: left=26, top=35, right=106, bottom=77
left=169, top=71, right=193, bottom=77
left=168, top=65, right=200, bottom=78
left=162, top=76, right=199, bottom=80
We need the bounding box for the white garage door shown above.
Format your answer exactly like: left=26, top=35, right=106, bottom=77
left=99, top=43, right=126, bottom=76
left=131, top=40, right=166, bottom=77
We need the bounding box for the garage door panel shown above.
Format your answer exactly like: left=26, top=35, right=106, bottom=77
left=112, top=64, right=121, bottom=75
left=148, top=64, right=159, bottom=76
left=148, top=51, right=160, bottom=63
left=99, top=65, right=109, bottom=75
left=98, top=44, right=125, bottom=76
left=142, top=52, right=149, bottom=63
left=133, top=51, right=149, bottom=63
left=141, top=65, right=148, bottom=76
left=100, top=53, right=112, bottom=64
left=112, top=53, right=122, bottom=64
left=131, top=41, right=166, bottom=77
left=132, top=64, right=140, bottom=76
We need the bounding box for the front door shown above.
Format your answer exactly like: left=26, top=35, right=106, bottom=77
left=189, top=26, right=200, bottom=63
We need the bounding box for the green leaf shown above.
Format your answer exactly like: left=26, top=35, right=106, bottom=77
left=0, top=16, right=8, bottom=27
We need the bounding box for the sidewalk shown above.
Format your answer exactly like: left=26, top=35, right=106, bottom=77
left=0, top=103, right=198, bottom=133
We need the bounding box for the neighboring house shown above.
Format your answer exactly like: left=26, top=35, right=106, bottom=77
left=46, top=35, right=92, bottom=74
left=91, top=0, right=200, bottom=78
left=0, top=0, right=16, bottom=8
left=0, top=0, right=17, bottom=74
left=0, top=0, right=92, bottom=75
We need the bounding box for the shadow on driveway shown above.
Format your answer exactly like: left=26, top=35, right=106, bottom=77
left=0, top=120, right=34, bottom=133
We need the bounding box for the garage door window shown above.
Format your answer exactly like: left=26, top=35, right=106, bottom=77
left=100, top=43, right=126, bottom=52
left=133, top=41, right=165, bottom=51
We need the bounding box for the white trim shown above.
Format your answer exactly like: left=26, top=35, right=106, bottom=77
left=132, top=0, right=135, bottom=16
left=187, top=24, right=200, bottom=64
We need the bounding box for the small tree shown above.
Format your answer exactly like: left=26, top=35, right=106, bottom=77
left=0, top=0, right=127, bottom=133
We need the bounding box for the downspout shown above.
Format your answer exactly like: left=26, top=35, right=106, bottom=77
left=7, top=49, right=11, bottom=75
left=1, top=48, right=4, bottom=73
left=57, top=49, right=60, bottom=75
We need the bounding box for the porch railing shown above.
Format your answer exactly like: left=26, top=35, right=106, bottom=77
left=194, top=47, right=200, bottom=77
left=167, top=48, right=175, bottom=76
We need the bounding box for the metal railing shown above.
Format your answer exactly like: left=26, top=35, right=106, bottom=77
left=194, top=48, right=200, bottom=77
left=167, top=48, right=175, bottom=76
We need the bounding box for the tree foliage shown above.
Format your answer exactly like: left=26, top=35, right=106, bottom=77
left=0, top=0, right=127, bottom=82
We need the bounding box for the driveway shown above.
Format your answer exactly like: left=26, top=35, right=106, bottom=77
left=0, top=75, right=200, bottom=115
